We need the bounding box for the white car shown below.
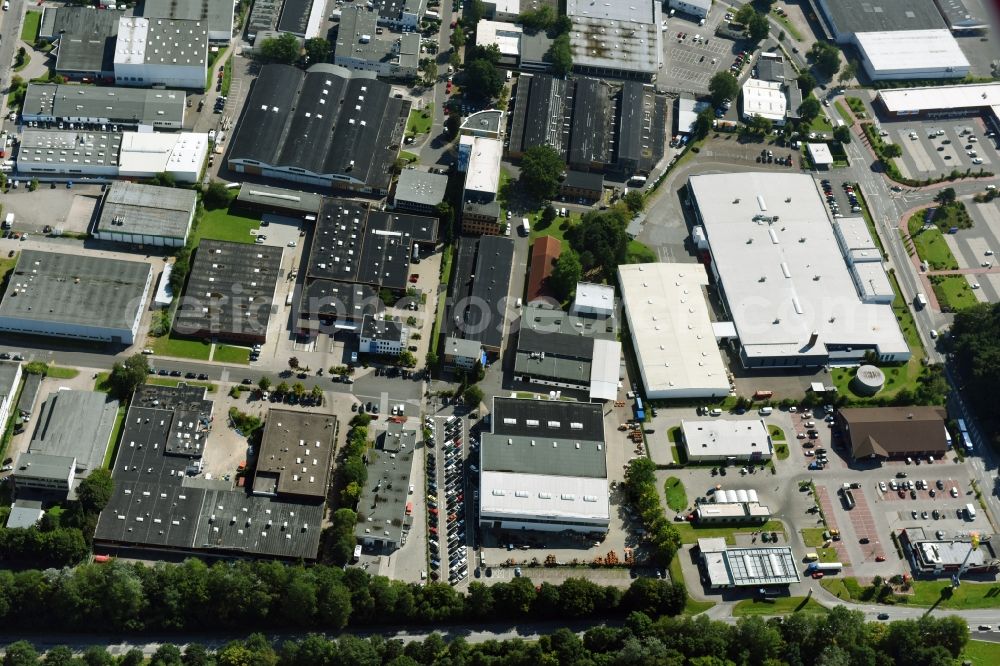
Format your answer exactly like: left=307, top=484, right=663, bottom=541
left=950, top=487, right=959, bottom=497
left=930, top=329, right=938, bottom=339
left=973, top=158, right=984, bottom=165
left=879, top=481, right=887, bottom=493
left=972, top=283, right=981, bottom=290
left=287, top=241, right=297, bottom=247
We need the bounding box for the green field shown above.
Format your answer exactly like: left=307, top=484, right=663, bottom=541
left=822, top=576, right=1000, bottom=609
left=406, top=107, right=433, bottom=135
left=214, top=344, right=251, bottom=365
left=771, top=10, right=803, bottom=41
left=908, top=216, right=959, bottom=270
left=151, top=334, right=212, bottom=360
left=21, top=11, right=41, bottom=43
left=530, top=213, right=578, bottom=253
left=931, top=275, right=979, bottom=311
left=774, top=443, right=789, bottom=460
left=667, top=557, right=715, bottom=616
left=221, top=58, right=233, bottom=96
left=733, top=597, right=829, bottom=617
left=961, top=640, right=1000, bottom=665
left=768, top=425, right=785, bottom=440
left=674, top=519, right=787, bottom=545
left=626, top=239, right=657, bottom=264
left=193, top=208, right=260, bottom=245
left=800, top=528, right=840, bottom=562
left=102, top=405, right=127, bottom=468
left=45, top=366, right=79, bottom=379
left=664, top=477, right=688, bottom=512
left=399, top=151, right=419, bottom=164
left=834, top=101, right=853, bottom=125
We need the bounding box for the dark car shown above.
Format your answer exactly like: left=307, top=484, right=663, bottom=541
left=859, top=537, right=870, bottom=544
left=185, top=372, right=196, bottom=379
left=158, top=369, right=169, bottom=376
left=197, top=373, right=209, bottom=380
left=0, top=353, right=9, bottom=360
left=242, top=378, right=253, bottom=385
left=170, top=370, right=182, bottom=377
left=877, top=613, right=890, bottom=620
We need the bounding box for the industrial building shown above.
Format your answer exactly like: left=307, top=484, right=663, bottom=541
left=443, top=336, right=484, bottom=371
left=228, top=64, right=409, bottom=194
left=688, top=172, right=910, bottom=368
left=253, top=409, right=337, bottom=501
left=566, top=0, right=662, bottom=80
left=114, top=17, right=209, bottom=90
left=94, top=182, right=198, bottom=247
left=0, top=362, right=23, bottom=437
left=136, top=0, right=237, bottom=42
left=21, top=84, right=186, bottom=130
left=680, top=419, right=773, bottom=463
left=875, top=83, right=1000, bottom=134
left=559, top=170, right=604, bottom=203
left=698, top=538, right=800, bottom=589
left=854, top=30, right=969, bottom=81
left=676, top=95, right=712, bottom=135
left=836, top=406, right=950, bottom=461
left=296, top=281, right=383, bottom=336
left=173, top=240, right=283, bottom=344
left=445, top=236, right=515, bottom=357
left=507, top=73, right=666, bottom=176
left=95, top=385, right=326, bottom=560
left=513, top=302, right=621, bottom=401
left=371, top=0, right=426, bottom=30
left=618, top=263, right=730, bottom=400
left=461, top=110, right=505, bottom=139
left=814, top=0, right=947, bottom=43
left=355, top=420, right=417, bottom=553
left=669, top=0, right=710, bottom=18
left=333, top=7, right=420, bottom=79
left=359, top=315, right=409, bottom=356
left=479, top=398, right=610, bottom=535
left=741, top=78, right=789, bottom=125
left=5, top=500, right=44, bottom=530
left=39, top=6, right=124, bottom=80
left=474, top=20, right=550, bottom=70
left=899, top=528, right=998, bottom=576
left=0, top=251, right=152, bottom=345
left=933, top=0, right=989, bottom=32
left=13, top=391, right=119, bottom=498
left=16, top=129, right=208, bottom=182
left=525, top=235, right=562, bottom=305
left=234, top=183, right=323, bottom=218
left=393, top=169, right=449, bottom=213
left=695, top=489, right=772, bottom=524
left=459, top=135, right=503, bottom=235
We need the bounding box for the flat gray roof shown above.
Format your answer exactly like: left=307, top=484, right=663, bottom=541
left=236, top=183, right=323, bottom=214
left=42, top=7, right=122, bottom=75
left=394, top=169, right=449, bottom=207
left=255, top=409, right=337, bottom=499
left=0, top=250, right=151, bottom=331
left=0, top=361, right=20, bottom=402
left=97, top=181, right=197, bottom=241
left=15, top=452, right=75, bottom=481
left=355, top=421, right=416, bottom=547
left=137, top=0, right=235, bottom=38
left=22, top=84, right=185, bottom=126
left=29, top=390, right=119, bottom=475
left=816, top=0, right=945, bottom=40
left=5, top=500, right=44, bottom=529
left=18, top=129, right=122, bottom=169
left=566, top=0, right=661, bottom=77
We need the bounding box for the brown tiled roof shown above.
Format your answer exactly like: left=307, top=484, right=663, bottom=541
left=839, top=406, right=948, bottom=458
left=525, top=235, right=562, bottom=304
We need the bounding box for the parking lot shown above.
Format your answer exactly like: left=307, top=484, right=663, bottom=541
left=881, top=117, right=1000, bottom=180
left=426, top=412, right=472, bottom=586
left=939, top=198, right=1000, bottom=304
left=660, top=10, right=751, bottom=94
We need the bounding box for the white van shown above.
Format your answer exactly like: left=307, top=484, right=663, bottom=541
left=709, top=408, right=723, bottom=416
left=758, top=406, right=773, bottom=416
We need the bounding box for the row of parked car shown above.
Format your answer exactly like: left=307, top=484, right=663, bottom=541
left=426, top=416, right=469, bottom=584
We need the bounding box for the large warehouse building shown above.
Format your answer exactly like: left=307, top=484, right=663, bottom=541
left=854, top=30, right=969, bottom=81
left=136, top=0, right=237, bottom=42
left=814, top=0, right=947, bottom=43
left=875, top=83, right=1000, bottom=135
left=618, top=263, right=730, bottom=399
left=114, top=16, right=209, bottom=90
left=479, top=398, right=610, bottom=536
left=0, top=251, right=152, bottom=345
left=40, top=6, right=124, bottom=80
left=94, top=181, right=198, bottom=247
left=688, top=172, right=910, bottom=368
left=21, top=83, right=186, bottom=130
left=228, top=64, right=409, bottom=194
left=565, top=0, right=662, bottom=80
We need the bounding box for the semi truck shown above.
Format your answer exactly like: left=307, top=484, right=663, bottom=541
left=807, top=562, right=843, bottom=574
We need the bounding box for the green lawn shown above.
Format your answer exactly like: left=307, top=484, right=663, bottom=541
left=774, top=443, right=789, bottom=460
left=399, top=151, right=419, bottom=164
left=733, top=597, right=829, bottom=617
left=664, top=477, right=688, bottom=512
left=0, top=253, right=18, bottom=286
left=931, top=275, right=979, bottom=312
left=674, top=519, right=787, bottom=545
left=13, top=52, right=29, bottom=73
left=406, top=107, right=433, bottom=135
left=961, top=640, right=1000, bottom=665
left=102, top=405, right=127, bottom=468
left=771, top=10, right=803, bottom=41
left=151, top=334, right=212, bottom=360
left=626, top=239, right=657, bottom=264
left=193, top=207, right=260, bottom=245
left=46, top=366, right=79, bottom=379
left=806, top=114, right=833, bottom=135
left=214, top=344, right=251, bottom=365
left=530, top=211, right=579, bottom=253
left=846, top=97, right=866, bottom=116
left=768, top=425, right=785, bottom=441
left=93, top=372, right=111, bottom=393
left=908, top=215, right=959, bottom=270
left=21, top=11, right=41, bottom=43
left=668, top=426, right=681, bottom=443
left=667, top=557, right=715, bottom=615
left=801, top=528, right=826, bottom=547
left=834, top=100, right=853, bottom=125
left=146, top=377, right=217, bottom=393
left=221, top=57, right=233, bottom=96
left=822, top=576, right=1000, bottom=609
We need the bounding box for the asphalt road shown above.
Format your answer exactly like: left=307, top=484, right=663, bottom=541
left=0, top=0, right=25, bottom=119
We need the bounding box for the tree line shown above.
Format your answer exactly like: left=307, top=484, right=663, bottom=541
left=623, top=458, right=682, bottom=567
left=948, top=302, right=1000, bottom=447
left=0, top=558, right=684, bottom=635
left=0, top=605, right=970, bottom=666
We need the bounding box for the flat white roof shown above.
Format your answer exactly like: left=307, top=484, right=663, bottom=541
left=852, top=261, right=894, bottom=301
left=118, top=131, right=208, bottom=179
left=834, top=217, right=878, bottom=254
left=479, top=471, right=610, bottom=522
left=476, top=19, right=522, bottom=57
left=618, top=263, right=729, bottom=397
left=589, top=338, right=621, bottom=401
left=488, top=0, right=520, bottom=13
left=463, top=135, right=503, bottom=196
left=678, top=97, right=711, bottom=134
left=742, top=79, right=787, bottom=122
left=682, top=419, right=771, bottom=458
left=677, top=0, right=712, bottom=10
left=574, top=282, right=615, bottom=312
left=877, top=82, right=1000, bottom=115
left=689, top=172, right=910, bottom=361
left=856, top=30, right=969, bottom=74
left=807, top=142, right=833, bottom=165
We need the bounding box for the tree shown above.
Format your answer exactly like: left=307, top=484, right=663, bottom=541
left=708, top=71, right=739, bottom=107
left=834, top=125, right=852, bottom=144
left=935, top=187, right=957, bottom=205
left=275, top=381, right=290, bottom=395
left=809, top=41, right=842, bottom=78
left=257, top=376, right=272, bottom=392
left=448, top=51, right=462, bottom=70
left=398, top=350, right=417, bottom=368
left=547, top=34, right=573, bottom=76
left=150, top=645, right=184, bottom=666
left=549, top=251, right=582, bottom=302
left=518, top=6, right=556, bottom=32
left=3, top=641, right=39, bottom=666
left=260, top=33, right=300, bottom=64
left=747, top=114, right=773, bottom=135
left=451, top=24, right=466, bottom=49
left=310, top=385, right=324, bottom=403
left=519, top=145, right=564, bottom=200
left=734, top=4, right=756, bottom=24
left=623, top=190, right=644, bottom=214
left=541, top=205, right=557, bottom=226
left=748, top=12, right=769, bottom=42
left=693, top=107, right=715, bottom=139
left=288, top=356, right=299, bottom=369
left=77, top=468, right=114, bottom=514
left=884, top=143, right=903, bottom=158
left=203, top=181, right=231, bottom=210
left=797, top=96, right=821, bottom=124
left=422, top=60, right=439, bottom=87
left=107, top=354, right=149, bottom=399
left=566, top=209, right=628, bottom=280
left=292, top=382, right=306, bottom=399
left=797, top=71, right=817, bottom=94
left=463, top=384, right=484, bottom=408
left=304, top=37, right=330, bottom=64
left=464, top=58, right=503, bottom=101
left=838, top=59, right=858, bottom=85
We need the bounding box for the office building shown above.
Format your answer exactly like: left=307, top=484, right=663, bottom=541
left=0, top=251, right=152, bottom=345
left=253, top=409, right=337, bottom=501
left=359, top=315, right=409, bottom=356
left=443, top=336, right=484, bottom=370
left=21, top=83, right=186, bottom=130
left=334, top=7, right=420, bottom=79
left=0, top=362, right=23, bottom=436
left=680, top=419, right=773, bottom=463
left=114, top=17, right=209, bottom=90
left=371, top=0, right=426, bottom=30
left=94, top=182, right=197, bottom=247
left=393, top=169, right=449, bottom=213
left=855, top=30, right=969, bottom=81
left=899, top=527, right=998, bottom=576
left=698, top=538, right=800, bottom=588
left=741, top=78, right=789, bottom=125
left=837, top=406, right=950, bottom=461
left=355, top=420, right=417, bottom=553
